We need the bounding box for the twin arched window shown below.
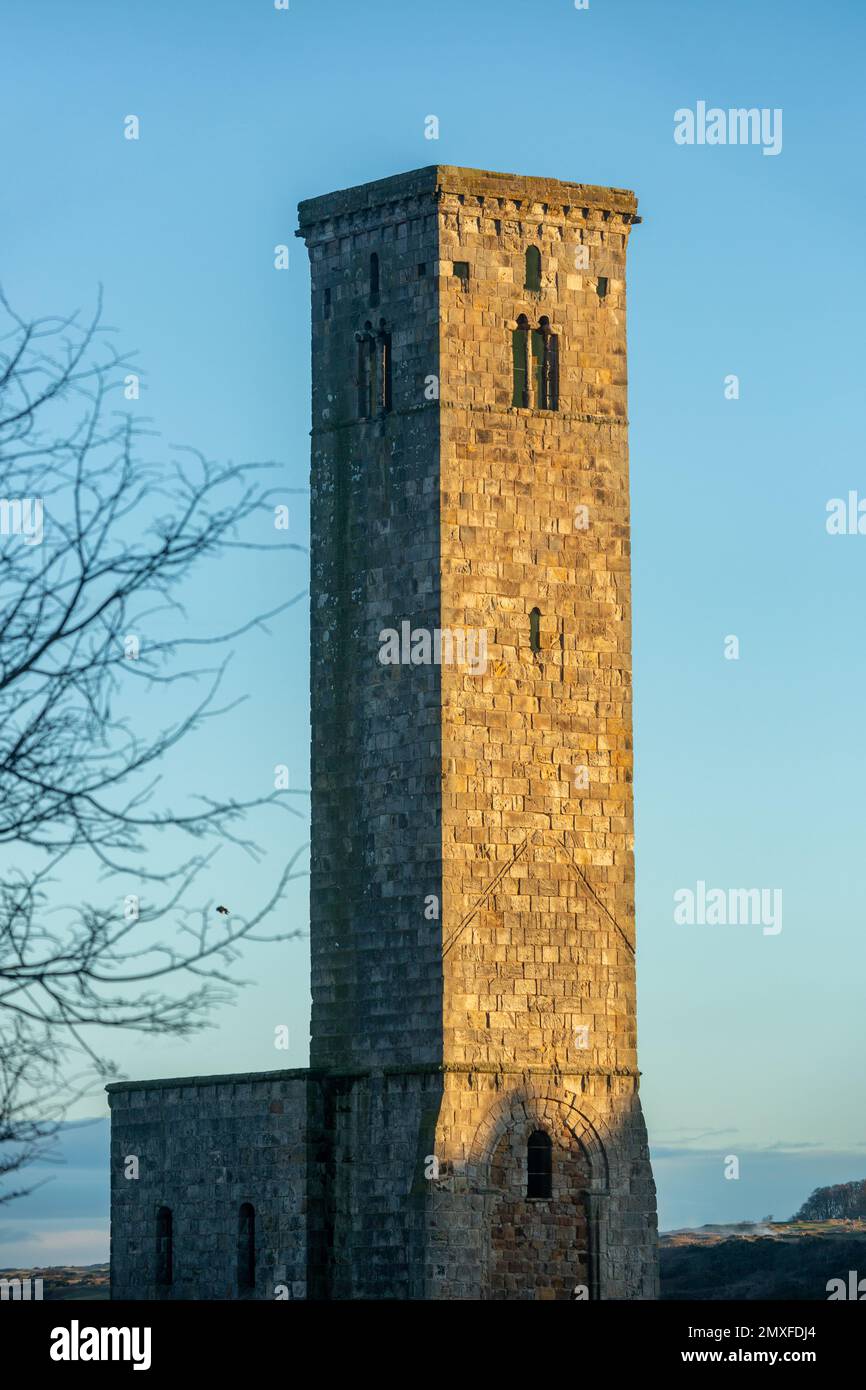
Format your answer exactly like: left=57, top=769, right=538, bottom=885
left=512, top=315, right=558, bottom=410
left=514, top=247, right=559, bottom=409
left=356, top=319, right=392, bottom=418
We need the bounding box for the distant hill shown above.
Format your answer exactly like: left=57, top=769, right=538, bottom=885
left=0, top=1264, right=109, bottom=1301
left=660, top=1220, right=866, bottom=1300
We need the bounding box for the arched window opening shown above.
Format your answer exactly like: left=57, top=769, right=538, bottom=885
left=527, top=1131, right=553, bottom=1199
left=356, top=322, right=375, bottom=419
left=238, top=1203, right=255, bottom=1293
left=156, top=1206, right=173, bottom=1286
left=369, top=252, right=380, bottom=307
left=525, top=245, right=542, bottom=292
left=529, top=607, right=542, bottom=656
left=512, top=314, right=530, bottom=408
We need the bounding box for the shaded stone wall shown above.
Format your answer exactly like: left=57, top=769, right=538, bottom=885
left=108, top=1072, right=309, bottom=1301
left=299, top=170, right=444, bottom=1071
left=310, top=1070, right=442, bottom=1300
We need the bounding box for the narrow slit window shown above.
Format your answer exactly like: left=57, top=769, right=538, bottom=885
left=596, top=276, right=609, bottom=299
left=525, top=245, right=542, bottom=292
left=529, top=607, right=542, bottom=655
left=511, top=314, right=530, bottom=408
left=527, top=1130, right=552, bottom=1199
left=156, top=1206, right=173, bottom=1286
left=238, top=1203, right=255, bottom=1293
left=370, top=252, right=380, bottom=307
left=376, top=320, right=392, bottom=413
left=323, top=287, right=331, bottom=320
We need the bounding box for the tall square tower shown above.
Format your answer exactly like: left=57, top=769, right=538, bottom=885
left=297, top=165, right=657, bottom=1300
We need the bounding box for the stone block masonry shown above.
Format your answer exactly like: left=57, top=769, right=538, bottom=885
left=108, top=1071, right=309, bottom=1300
left=108, top=166, right=658, bottom=1300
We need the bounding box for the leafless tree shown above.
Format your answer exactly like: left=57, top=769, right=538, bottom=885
left=0, top=290, right=308, bottom=1202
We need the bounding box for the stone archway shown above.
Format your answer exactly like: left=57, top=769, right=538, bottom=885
left=468, top=1088, right=615, bottom=1301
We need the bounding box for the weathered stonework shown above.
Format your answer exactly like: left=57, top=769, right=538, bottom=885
left=108, top=1072, right=310, bottom=1300
left=108, top=165, right=658, bottom=1300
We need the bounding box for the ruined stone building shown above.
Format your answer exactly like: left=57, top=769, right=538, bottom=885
left=108, top=166, right=658, bottom=1300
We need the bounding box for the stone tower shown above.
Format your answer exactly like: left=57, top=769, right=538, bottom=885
left=297, top=165, right=658, bottom=1300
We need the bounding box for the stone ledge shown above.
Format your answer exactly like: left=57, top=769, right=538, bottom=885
left=105, top=1067, right=315, bottom=1093
left=106, top=1062, right=641, bottom=1093
left=310, top=404, right=628, bottom=437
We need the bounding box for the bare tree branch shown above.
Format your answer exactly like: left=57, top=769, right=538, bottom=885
left=0, top=292, right=309, bottom=1201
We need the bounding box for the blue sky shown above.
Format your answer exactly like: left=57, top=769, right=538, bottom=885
left=1, top=0, right=865, bottom=1261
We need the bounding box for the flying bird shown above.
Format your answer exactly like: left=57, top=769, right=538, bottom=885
left=216, top=905, right=230, bottom=915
